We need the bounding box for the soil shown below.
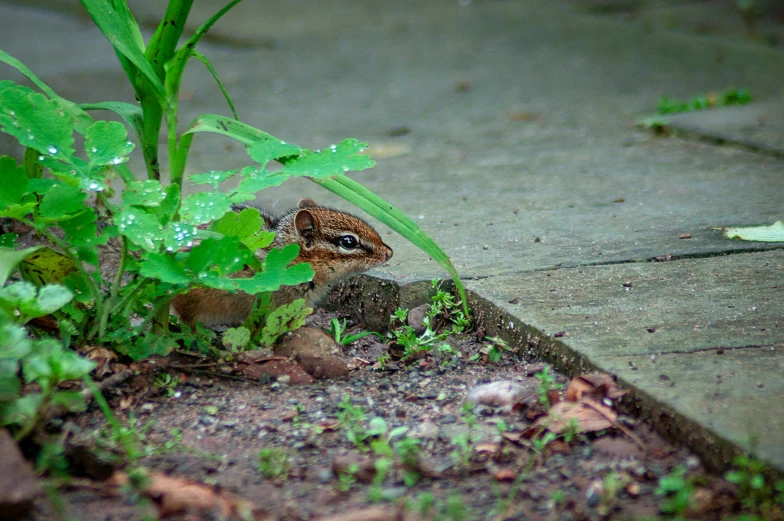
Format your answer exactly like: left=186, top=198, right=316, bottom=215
left=21, top=309, right=777, bottom=521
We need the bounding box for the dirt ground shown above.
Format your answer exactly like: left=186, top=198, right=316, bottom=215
left=20, top=309, right=781, bottom=521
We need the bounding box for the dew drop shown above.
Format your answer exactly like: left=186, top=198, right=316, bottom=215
left=110, top=156, right=123, bottom=165
left=37, top=155, right=45, bottom=162
left=90, top=147, right=98, bottom=154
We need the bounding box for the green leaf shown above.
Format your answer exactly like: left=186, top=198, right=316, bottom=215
left=211, top=207, right=275, bottom=251
left=0, top=246, right=40, bottom=286
left=0, top=322, right=32, bottom=359
left=223, top=326, right=251, bottom=351
left=724, top=221, right=784, bottom=242
left=247, top=141, right=301, bottom=166
left=139, top=253, right=190, bottom=284
left=127, top=333, right=177, bottom=361
left=185, top=236, right=254, bottom=278
left=283, top=139, right=374, bottom=178
left=122, top=180, right=167, bottom=207
left=0, top=155, right=29, bottom=210
left=235, top=166, right=292, bottom=195
left=189, top=169, right=238, bottom=189
left=114, top=208, right=163, bottom=252
left=0, top=85, right=75, bottom=159
left=258, top=299, right=312, bottom=347
left=161, top=221, right=200, bottom=252
left=59, top=210, right=99, bottom=248
left=39, top=184, right=87, bottom=220
left=234, top=244, right=314, bottom=295
left=0, top=234, right=17, bottom=248
left=1, top=393, right=41, bottom=426
left=0, top=282, right=73, bottom=321
left=180, top=192, right=232, bottom=225
left=85, top=120, right=134, bottom=168
left=32, top=285, right=74, bottom=318
left=0, top=359, right=21, bottom=403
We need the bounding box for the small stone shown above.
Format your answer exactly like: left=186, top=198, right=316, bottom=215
left=442, top=414, right=458, bottom=424
left=406, top=304, right=430, bottom=334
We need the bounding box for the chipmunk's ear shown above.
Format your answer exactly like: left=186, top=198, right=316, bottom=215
left=294, top=208, right=317, bottom=248
left=297, top=198, right=318, bottom=209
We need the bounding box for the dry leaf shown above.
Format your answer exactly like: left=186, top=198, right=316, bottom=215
left=109, top=471, right=253, bottom=518
left=494, top=468, right=518, bottom=482
left=531, top=398, right=616, bottom=434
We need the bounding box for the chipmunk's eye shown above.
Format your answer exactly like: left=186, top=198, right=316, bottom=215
left=336, top=235, right=359, bottom=250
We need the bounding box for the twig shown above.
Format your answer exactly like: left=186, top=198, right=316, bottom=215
left=583, top=400, right=646, bottom=451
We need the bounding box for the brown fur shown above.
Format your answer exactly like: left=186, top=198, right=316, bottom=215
left=171, top=199, right=392, bottom=328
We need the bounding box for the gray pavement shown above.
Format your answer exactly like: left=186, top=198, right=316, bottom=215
left=1, top=0, right=782, bottom=472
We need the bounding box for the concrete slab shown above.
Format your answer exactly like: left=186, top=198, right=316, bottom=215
left=463, top=250, right=784, bottom=470
left=669, top=99, right=784, bottom=157
left=1, top=0, right=783, bottom=472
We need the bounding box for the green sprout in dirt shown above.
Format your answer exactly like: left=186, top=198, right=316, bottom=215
left=258, top=447, right=290, bottom=480
left=533, top=365, right=561, bottom=409
left=327, top=317, right=382, bottom=346
left=153, top=372, right=178, bottom=397
left=655, top=465, right=696, bottom=517
left=337, top=395, right=370, bottom=449
left=450, top=402, right=480, bottom=470
left=387, top=280, right=470, bottom=363
left=637, top=88, right=751, bottom=130
left=470, top=335, right=512, bottom=364
left=726, top=455, right=784, bottom=512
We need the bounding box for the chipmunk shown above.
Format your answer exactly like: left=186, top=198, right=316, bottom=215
left=171, top=198, right=393, bottom=328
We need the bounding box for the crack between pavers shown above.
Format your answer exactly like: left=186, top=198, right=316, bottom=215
left=592, top=344, right=778, bottom=358
left=469, top=243, right=784, bottom=280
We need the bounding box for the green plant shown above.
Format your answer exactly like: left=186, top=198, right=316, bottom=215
left=153, top=372, right=177, bottom=397
left=0, top=253, right=96, bottom=440
left=726, top=455, right=784, bottom=511
left=656, top=465, right=695, bottom=517
left=388, top=280, right=470, bottom=363
left=223, top=297, right=312, bottom=351
left=469, top=336, right=511, bottom=363
left=337, top=395, right=370, bottom=449
left=1, top=0, right=466, bottom=362
left=450, top=403, right=479, bottom=470
left=258, top=447, right=290, bottom=480
left=337, top=463, right=359, bottom=492
left=533, top=365, right=561, bottom=408
left=637, top=88, right=751, bottom=130
left=328, top=317, right=381, bottom=346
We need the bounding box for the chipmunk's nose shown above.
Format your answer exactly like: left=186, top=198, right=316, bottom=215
left=382, top=243, right=393, bottom=262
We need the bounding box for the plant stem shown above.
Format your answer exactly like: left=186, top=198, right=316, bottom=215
left=99, top=236, right=128, bottom=340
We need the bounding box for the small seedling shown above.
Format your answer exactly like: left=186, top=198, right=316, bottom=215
left=327, top=317, right=381, bottom=345
left=534, top=365, right=561, bottom=408
left=337, top=395, right=370, bottom=449
left=726, top=455, right=784, bottom=511
left=387, top=280, right=470, bottom=364
left=258, top=447, right=290, bottom=480
left=656, top=465, right=695, bottom=517
left=153, top=372, right=178, bottom=397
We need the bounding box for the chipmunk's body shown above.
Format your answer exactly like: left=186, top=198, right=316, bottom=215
left=171, top=198, right=392, bottom=328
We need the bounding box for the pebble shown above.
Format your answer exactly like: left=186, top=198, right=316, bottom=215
left=442, top=414, right=458, bottom=424
left=198, top=415, right=215, bottom=426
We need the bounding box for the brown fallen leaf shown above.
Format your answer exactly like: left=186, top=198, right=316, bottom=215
left=564, top=373, right=626, bottom=402
left=531, top=398, right=616, bottom=434
left=108, top=471, right=254, bottom=518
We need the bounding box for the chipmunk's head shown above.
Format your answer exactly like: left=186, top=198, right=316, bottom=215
left=277, top=198, right=393, bottom=286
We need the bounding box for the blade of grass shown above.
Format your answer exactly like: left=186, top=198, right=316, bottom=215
left=163, top=0, right=244, bottom=186
left=78, top=0, right=165, bottom=99
left=80, top=101, right=144, bottom=142
left=192, top=51, right=239, bottom=120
